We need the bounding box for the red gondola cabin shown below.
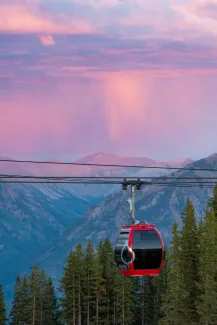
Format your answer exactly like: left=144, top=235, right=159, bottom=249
left=114, top=222, right=165, bottom=277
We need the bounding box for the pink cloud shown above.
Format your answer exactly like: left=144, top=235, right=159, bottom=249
left=72, top=70, right=217, bottom=145
left=94, top=69, right=217, bottom=158
left=100, top=72, right=154, bottom=142
left=72, top=0, right=122, bottom=8
left=1, top=1, right=217, bottom=160
left=0, top=99, right=69, bottom=154
left=172, top=1, right=217, bottom=36
left=38, top=35, right=55, bottom=46
left=197, top=0, right=217, bottom=5
left=1, top=67, right=217, bottom=159
left=0, top=4, right=95, bottom=35
left=0, top=82, right=107, bottom=156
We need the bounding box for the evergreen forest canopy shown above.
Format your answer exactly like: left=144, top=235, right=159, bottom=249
left=1, top=185, right=217, bottom=325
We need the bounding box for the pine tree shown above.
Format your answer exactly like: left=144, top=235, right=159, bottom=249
left=9, top=274, right=21, bottom=325
left=82, top=239, right=95, bottom=325
left=196, top=209, right=217, bottom=324
left=139, top=277, right=154, bottom=325
left=29, top=265, right=42, bottom=325
left=113, top=272, right=138, bottom=325
left=40, top=275, right=60, bottom=325
left=207, top=184, right=217, bottom=218
left=180, top=200, right=199, bottom=324
left=19, top=274, right=31, bottom=324
left=59, top=250, right=78, bottom=325
left=159, top=221, right=187, bottom=325
left=39, top=269, right=48, bottom=324
left=47, top=278, right=60, bottom=325
left=9, top=268, right=59, bottom=325
left=152, top=256, right=168, bottom=325
left=74, top=244, right=84, bottom=325
left=91, top=244, right=106, bottom=325
left=101, top=238, right=117, bottom=325
left=197, top=216, right=205, bottom=248
left=0, top=284, right=6, bottom=325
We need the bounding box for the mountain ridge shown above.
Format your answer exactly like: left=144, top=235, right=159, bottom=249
left=35, top=152, right=217, bottom=283
left=0, top=151, right=203, bottom=307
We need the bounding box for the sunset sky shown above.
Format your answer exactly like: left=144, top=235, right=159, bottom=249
left=1, top=0, right=217, bottom=161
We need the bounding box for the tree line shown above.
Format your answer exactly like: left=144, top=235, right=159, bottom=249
left=1, top=185, right=217, bottom=325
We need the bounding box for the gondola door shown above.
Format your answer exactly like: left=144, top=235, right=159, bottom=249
left=130, top=227, right=164, bottom=276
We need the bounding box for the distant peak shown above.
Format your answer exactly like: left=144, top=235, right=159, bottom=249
left=207, top=153, right=217, bottom=159
left=75, top=152, right=106, bottom=164
left=75, top=152, right=156, bottom=166
left=167, top=157, right=194, bottom=165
